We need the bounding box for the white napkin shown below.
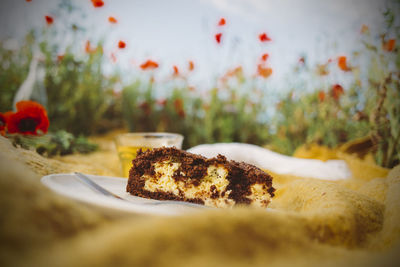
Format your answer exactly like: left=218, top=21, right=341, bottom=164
left=188, top=143, right=352, bottom=180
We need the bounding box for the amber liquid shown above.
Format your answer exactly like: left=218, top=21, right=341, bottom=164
left=117, top=146, right=152, bottom=178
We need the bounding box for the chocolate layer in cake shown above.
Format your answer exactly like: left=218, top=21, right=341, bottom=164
left=126, top=147, right=275, bottom=208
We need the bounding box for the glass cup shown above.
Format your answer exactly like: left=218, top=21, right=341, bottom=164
left=114, top=132, right=184, bottom=178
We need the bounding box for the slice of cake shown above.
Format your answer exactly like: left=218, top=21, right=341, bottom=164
left=126, top=147, right=275, bottom=208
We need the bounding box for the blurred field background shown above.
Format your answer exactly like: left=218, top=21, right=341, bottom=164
left=0, top=0, right=399, bottom=168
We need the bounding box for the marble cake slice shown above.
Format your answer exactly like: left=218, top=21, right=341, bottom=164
left=126, top=147, right=275, bottom=208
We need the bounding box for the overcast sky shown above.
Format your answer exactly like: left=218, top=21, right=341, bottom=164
left=0, top=0, right=390, bottom=90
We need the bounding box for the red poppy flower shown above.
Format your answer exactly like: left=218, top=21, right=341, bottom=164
left=299, top=57, right=305, bottom=64
left=257, top=64, right=272, bottom=78
left=318, top=91, right=326, bottom=102
left=338, top=56, right=351, bottom=71
left=45, top=15, right=54, bottom=25
left=0, top=113, right=6, bottom=132
left=140, top=60, right=159, bottom=70
left=173, top=65, right=179, bottom=76
left=26, top=0, right=32, bottom=2
left=261, top=53, right=269, bottom=61
left=215, top=33, right=222, bottom=44
left=218, top=18, right=226, bottom=26
left=118, top=40, right=126, bottom=49
left=188, top=60, right=194, bottom=71
left=108, top=16, right=117, bottom=24
left=57, top=54, right=64, bottom=62
left=91, top=0, right=104, bottom=8
left=383, top=39, right=396, bottom=52
left=331, top=84, right=344, bottom=100
left=259, top=33, right=271, bottom=42
left=6, top=100, right=49, bottom=135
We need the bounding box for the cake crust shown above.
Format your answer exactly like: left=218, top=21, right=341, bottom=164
left=127, top=147, right=275, bottom=207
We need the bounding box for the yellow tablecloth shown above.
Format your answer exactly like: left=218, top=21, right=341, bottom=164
left=0, top=136, right=399, bottom=266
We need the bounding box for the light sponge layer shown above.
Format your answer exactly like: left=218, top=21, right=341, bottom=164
left=143, top=161, right=234, bottom=208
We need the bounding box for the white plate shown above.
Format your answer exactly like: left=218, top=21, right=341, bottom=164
left=41, top=173, right=208, bottom=216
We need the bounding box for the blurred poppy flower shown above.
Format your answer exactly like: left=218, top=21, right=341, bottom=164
left=26, top=0, right=32, bottom=2
left=139, top=101, right=151, bottom=116
left=318, top=91, right=326, bottom=102
left=218, top=18, right=226, bottom=26
left=174, top=99, right=183, bottom=110
left=259, top=33, right=271, bottom=42
left=140, top=60, right=159, bottom=70
left=316, top=63, right=329, bottom=76
left=226, top=66, right=243, bottom=78
left=383, top=39, right=396, bottom=52
left=338, top=56, right=351, bottom=71
left=331, top=84, right=344, bottom=100
left=360, top=24, right=369, bottom=34
left=45, top=15, right=54, bottom=25
left=157, top=98, right=167, bottom=107
left=257, top=64, right=272, bottom=78
left=57, top=54, right=64, bottom=62
left=85, top=40, right=97, bottom=54
left=177, top=110, right=185, bottom=118
left=85, top=40, right=91, bottom=53
left=110, top=52, right=117, bottom=63
left=173, top=65, right=179, bottom=76
left=261, top=53, right=269, bottom=61
left=118, top=40, right=126, bottom=49
left=220, top=66, right=242, bottom=84
left=299, top=57, right=305, bottom=64
left=275, top=101, right=283, bottom=110
left=188, top=60, right=194, bottom=71
left=174, top=99, right=185, bottom=118
left=6, top=101, right=49, bottom=135
left=91, top=0, right=104, bottom=8
left=108, top=16, right=117, bottom=24
left=215, top=33, right=222, bottom=44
